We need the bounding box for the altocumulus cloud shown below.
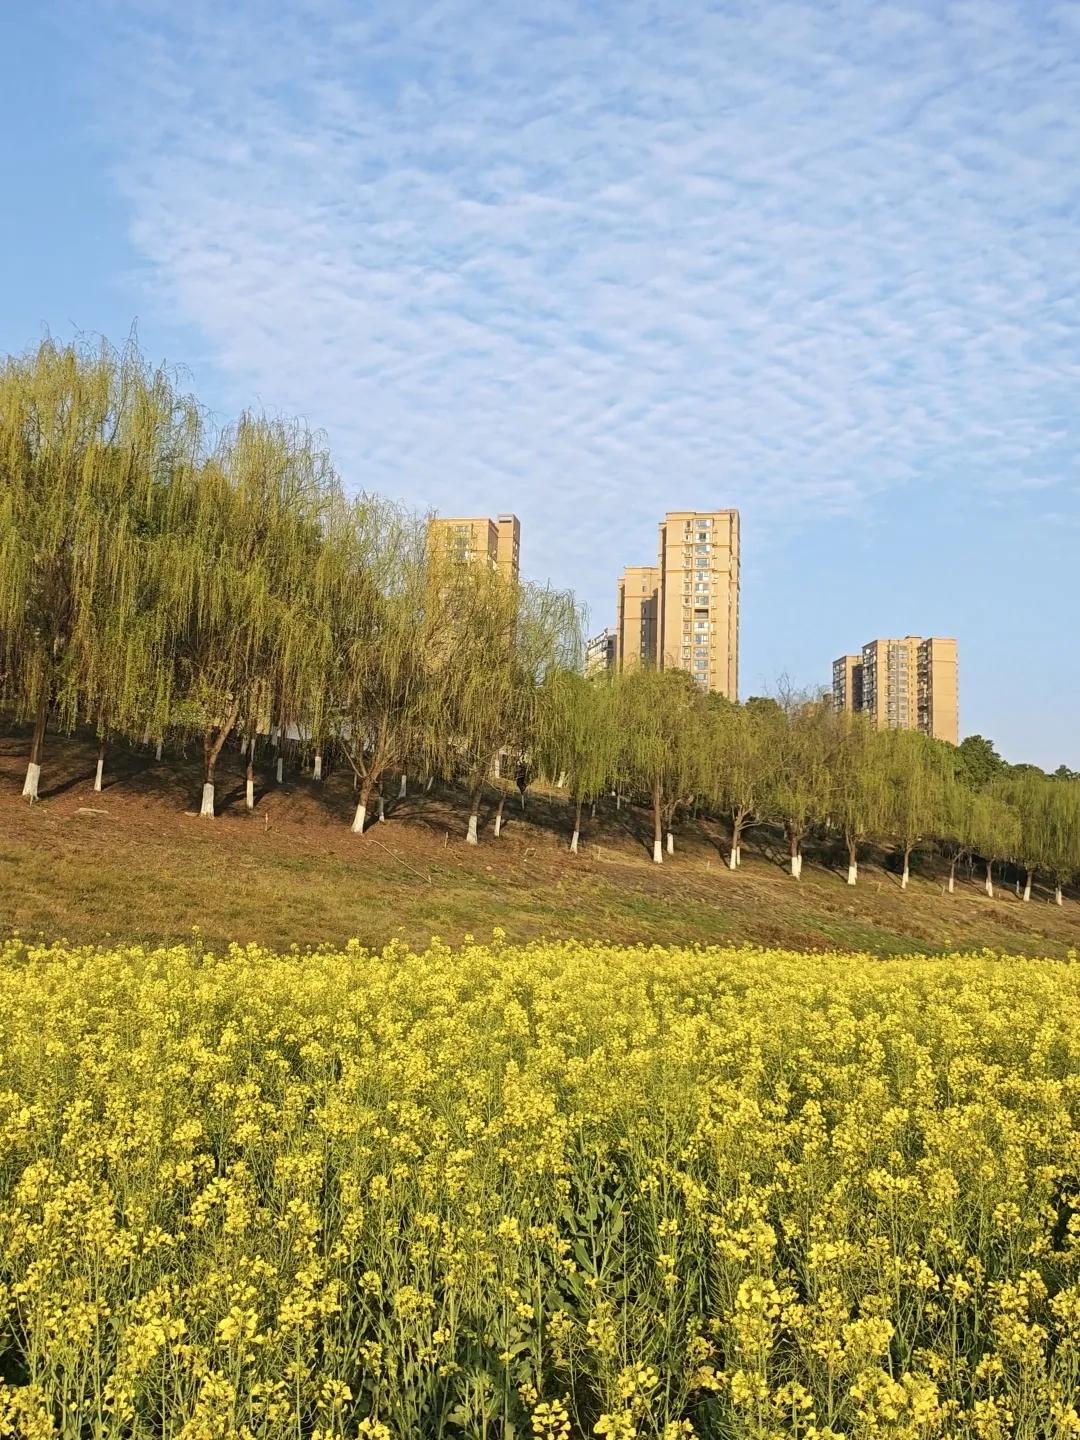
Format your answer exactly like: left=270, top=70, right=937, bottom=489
left=87, top=0, right=1080, bottom=622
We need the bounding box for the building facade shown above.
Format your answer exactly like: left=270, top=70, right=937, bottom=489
left=656, top=509, right=740, bottom=696
left=615, top=565, right=659, bottom=670
left=831, top=636, right=958, bottom=744
left=585, top=627, right=617, bottom=677
left=832, top=654, right=864, bottom=714
left=428, top=514, right=520, bottom=581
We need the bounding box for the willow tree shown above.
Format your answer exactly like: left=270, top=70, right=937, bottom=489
left=615, top=666, right=702, bottom=864
left=881, top=730, right=949, bottom=890
left=702, top=697, right=777, bottom=869
left=765, top=698, right=831, bottom=879
left=1046, top=781, right=1080, bottom=906
left=827, top=711, right=886, bottom=887
left=969, top=791, right=1020, bottom=899
left=938, top=769, right=976, bottom=894
left=325, top=500, right=443, bottom=836
left=0, top=336, right=198, bottom=800
left=537, top=669, right=618, bottom=853
left=439, top=564, right=580, bottom=845
left=166, top=416, right=335, bottom=817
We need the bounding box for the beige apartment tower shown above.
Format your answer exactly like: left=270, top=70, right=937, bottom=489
left=657, top=510, right=740, bottom=697
left=832, top=636, right=958, bottom=744
left=428, top=514, right=520, bottom=581
left=616, top=566, right=659, bottom=670
left=615, top=510, right=740, bottom=696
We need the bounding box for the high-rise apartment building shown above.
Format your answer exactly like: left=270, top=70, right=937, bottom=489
left=428, top=514, right=520, bottom=581
left=616, top=566, right=659, bottom=670
left=657, top=510, right=740, bottom=697
left=831, top=636, right=958, bottom=744
left=615, top=510, right=741, bottom=696
left=585, top=627, right=617, bottom=677
left=832, top=654, right=864, bottom=714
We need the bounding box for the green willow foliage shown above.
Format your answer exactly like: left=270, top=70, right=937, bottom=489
left=1, top=335, right=1078, bottom=896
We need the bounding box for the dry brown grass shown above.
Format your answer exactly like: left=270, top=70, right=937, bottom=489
left=2, top=729, right=1078, bottom=956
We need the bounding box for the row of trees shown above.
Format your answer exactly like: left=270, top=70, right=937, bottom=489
left=540, top=670, right=1080, bottom=902
left=2, top=335, right=1078, bottom=901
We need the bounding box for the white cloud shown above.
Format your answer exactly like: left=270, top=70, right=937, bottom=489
left=82, top=0, right=1080, bottom=629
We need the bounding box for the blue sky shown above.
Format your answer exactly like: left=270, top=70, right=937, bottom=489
left=2, top=0, right=1078, bottom=768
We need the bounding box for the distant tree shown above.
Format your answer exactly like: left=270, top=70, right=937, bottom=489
left=764, top=699, right=831, bottom=879
left=1052, top=764, right=1080, bottom=783
left=829, top=712, right=886, bottom=887
left=956, top=735, right=1005, bottom=792
left=538, top=671, right=618, bottom=853
left=881, top=730, right=949, bottom=890
left=937, top=770, right=976, bottom=894
left=968, top=791, right=1021, bottom=899
left=616, top=667, right=702, bottom=864
left=1045, top=782, right=1080, bottom=906
left=702, top=699, right=776, bottom=869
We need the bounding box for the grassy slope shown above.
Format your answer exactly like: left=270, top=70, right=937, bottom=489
left=2, top=731, right=1079, bottom=956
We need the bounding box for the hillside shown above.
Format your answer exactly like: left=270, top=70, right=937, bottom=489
left=2, top=729, right=1078, bottom=956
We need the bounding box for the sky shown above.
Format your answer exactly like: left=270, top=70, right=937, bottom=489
left=2, top=0, right=1078, bottom=768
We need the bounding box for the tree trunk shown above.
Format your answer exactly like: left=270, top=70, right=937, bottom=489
left=94, top=741, right=105, bottom=793
left=729, top=816, right=742, bottom=870
left=155, top=739, right=163, bottom=762
left=313, top=752, right=323, bottom=781
left=948, top=856, right=956, bottom=894
left=494, top=791, right=506, bottom=838
left=200, top=716, right=236, bottom=819
left=352, top=778, right=372, bottom=834
left=276, top=754, right=283, bottom=784
left=467, top=776, right=484, bottom=845
left=570, top=795, right=583, bottom=853
left=846, top=838, right=858, bottom=886
left=985, top=860, right=994, bottom=899
left=378, top=790, right=385, bottom=822
left=1023, top=868, right=1033, bottom=903
left=666, top=830, right=674, bottom=856
left=789, top=830, right=800, bottom=880
left=22, top=697, right=47, bottom=802
left=399, top=773, right=407, bottom=799
left=426, top=776, right=434, bottom=792
left=901, top=847, right=911, bottom=890
left=652, top=775, right=663, bottom=864
left=1056, top=883, right=1064, bottom=907
left=557, top=770, right=567, bottom=790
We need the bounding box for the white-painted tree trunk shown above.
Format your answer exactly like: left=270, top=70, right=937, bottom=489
left=352, top=803, right=367, bottom=835
left=570, top=829, right=579, bottom=854
left=729, top=846, right=738, bottom=870
left=378, top=794, right=385, bottom=822
left=1023, top=870, right=1033, bottom=902
left=790, top=850, right=799, bottom=879
left=155, top=740, right=163, bottom=762
left=847, top=863, right=858, bottom=886
left=652, top=839, right=663, bottom=864
left=200, top=783, right=215, bottom=818
left=313, top=754, right=322, bottom=781
left=276, top=756, right=283, bottom=784
left=735, top=845, right=742, bottom=867
left=948, top=864, right=956, bottom=894
left=1056, top=884, right=1064, bottom=906
left=616, top=794, right=621, bottom=810
left=985, top=864, right=994, bottom=899
left=426, top=776, right=434, bottom=792
left=467, top=813, right=479, bottom=845
left=901, top=856, right=910, bottom=890
left=666, top=830, right=674, bottom=855
left=494, top=812, right=502, bottom=838
left=557, top=771, right=567, bottom=789
left=94, top=757, right=104, bottom=792
left=246, top=778, right=255, bottom=810
left=22, top=761, right=40, bottom=802
left=398, top=774, right=407, bottom=799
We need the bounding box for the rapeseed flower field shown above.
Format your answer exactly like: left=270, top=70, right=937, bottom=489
left=0, top=935, right=1079, bottom=1438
